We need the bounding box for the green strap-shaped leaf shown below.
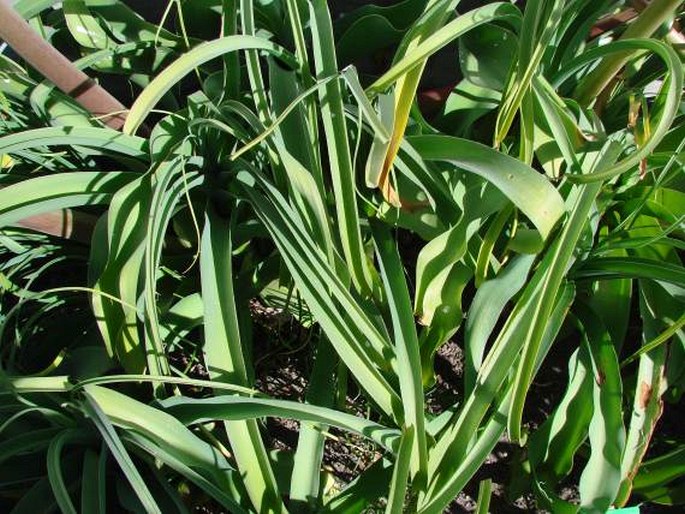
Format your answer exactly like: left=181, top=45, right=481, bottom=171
left=161, top=395, right=400, bottom=453
left=574, top=0, right=683, bottom=107
left=575, top=304, right=625, bottom=513
left=368, top=2, right=520, bottom=93
left=80, top=448, right=107, bottom=514
left=309, top=0, right=376, bottom=295
left=0, top=171, right=137, bottom=228
left=459, top=23, right=517, bottom=92
left=121, top=432, right=247, bottom=513
left=506, top=140, right=623, bottom=444
left=616, top=279, right=679, bottom=506
left=9, top=478, right=59, bottom=514
left=573, top=257, right=685, bottom=288
left=371, top=0, right=457, bottom=204
left=322, top=458, right=394, bottom=512
left=47, top=429, right=93, bottom=514
left=421, top=284, right=575, bottom=513
left=553, top=39, right=683, bottom=183
left=373, top=222, right=428, bottom=482
left=385, top=427, right=415, bottom=514
left=527, top=348, right=592, bottom=483
left=237, top=170, right=402, bottom=420
left=464, top=254, right=535, bottom=397
left=82, top=388, right=162, bottom=514
left=92, top=175, right=152, bottom=373
left=414, top=220, right=471, bottom=327
left=633, top=446, right=685, bottom=493
left=88, top=0, right=180, bottom=46
left=83, top=385, right=241, bottom=500
left=288, top=337, right=337, bottom=509
left=200, top=204, right=286, bottom=514
left=124, top=35, right=297, bottom=134
left=0, top=428, right=61, bottom=467
left=495, top=0, right=565, bottom=146
left=584, top=242, right=632, bottom=353
left=144, top=159, right=202, bottom=382
left=0, top=127, right=148, bottom=158
left=475, top=479, right=493, bottom=514
left=410, top=135, right=565, bottom=242
left=63, top=0, right=113, bottom=49
left=532, top=75, right=583, bottom=175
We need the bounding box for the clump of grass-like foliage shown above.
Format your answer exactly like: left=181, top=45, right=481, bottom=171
left=1, top=0, right=684, bottom=512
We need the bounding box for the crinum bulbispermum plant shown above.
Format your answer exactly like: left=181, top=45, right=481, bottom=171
left=1, top=0, right=684, bottom=513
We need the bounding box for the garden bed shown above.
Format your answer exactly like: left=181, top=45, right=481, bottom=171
left=1, top=1, right=684, bottom=513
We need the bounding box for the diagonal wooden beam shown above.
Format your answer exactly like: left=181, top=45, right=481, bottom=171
left=0, top=0, right=130, bottom=243
left=15, top=210, right=98, bottom=245
left=0, top=0, right=127, bottom=129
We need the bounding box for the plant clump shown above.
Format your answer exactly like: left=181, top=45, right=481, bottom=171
left=1, top=0, right=684, bottom=512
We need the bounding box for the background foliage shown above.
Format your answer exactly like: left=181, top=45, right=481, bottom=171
left=1, top=0, right=684, bottom=512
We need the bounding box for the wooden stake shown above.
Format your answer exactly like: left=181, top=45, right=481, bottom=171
left=0, top=1, right=130, bottom=242
left=0, top=0, right=127, bottom=129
